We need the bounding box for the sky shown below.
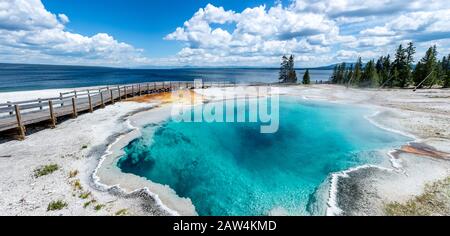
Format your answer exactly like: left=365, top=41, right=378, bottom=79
left=0, top=0, right=449, bottom=68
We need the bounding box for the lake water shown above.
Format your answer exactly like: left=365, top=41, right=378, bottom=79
left=0, top=63, right=332, bottom=92
left=117, top=97, right=409, bottom=216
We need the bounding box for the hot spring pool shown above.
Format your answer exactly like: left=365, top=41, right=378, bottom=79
left=117, top=97, right=410, bottom=216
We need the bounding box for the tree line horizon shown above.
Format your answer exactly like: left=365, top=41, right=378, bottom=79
left=279, top=42, right=450, bottom=88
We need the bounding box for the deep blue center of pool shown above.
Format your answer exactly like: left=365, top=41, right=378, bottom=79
left=117, top=97, right=409, bottom=216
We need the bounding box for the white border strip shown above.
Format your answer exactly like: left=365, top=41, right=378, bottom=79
left=91, top=115, right=181, bottom=216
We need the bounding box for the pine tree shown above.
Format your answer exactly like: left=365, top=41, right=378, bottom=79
left=376, top=56, right=384, bottom=85
left=331, top=63, right=349, bottom=85
left=331, top=64, right=338, bottom=84
left=360, top=60, right=379, bottom=87
left=405, top=42, right=416, bottom=86
left=335, top=62, right=346, bottom=84
left=431, top=45, right=439, bottom=87
left=382, top=55, right=392, bottom=87
left=346, top=65, right=354, bottom=84
left=353, top=57, right=363, bottom=85
left=374, top=55, right=393, bottom=87
left=413, top=46, right=439, bottom=88
left=436, top=58, right=444, bottom=86
left=376, top=56, right=390, bottom=87
left=344, top=67, right=349, bottom=83
left=442, top=54, right=450, bottom=88
left=376, top=57, right=383, bottom=74
left=406, top=42, right=416, bottom=66
left=326, top=42, right=450, bottom=89
left=287, top=55, right=298, bottom=83
left=279, top=55, right=289, bottom=83
left=369, top=61, right=380, bottom=87
left=393, top=44, right=409, bottom=87
left=302, top=69, right=311, bottom=84
left=392, top=67, right=399, bottom=87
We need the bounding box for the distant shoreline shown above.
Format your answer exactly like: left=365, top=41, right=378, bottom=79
left=0, top=62, right=340, bottom=70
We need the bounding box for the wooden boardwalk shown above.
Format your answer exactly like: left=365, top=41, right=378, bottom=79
left=0, top=81, right=226, bottom=139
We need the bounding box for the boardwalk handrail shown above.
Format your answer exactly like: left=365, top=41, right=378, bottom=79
left=1, top=80, right=235, bottom=109
left=2, top=82, right=156, bottom=106
left=0, top=83, right=142, bottom=116
left=0, top=80, right=239, bottom=138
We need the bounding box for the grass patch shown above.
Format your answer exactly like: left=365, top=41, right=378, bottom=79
left=385, top=177, right=450, bottom=216
left=79, top=191, right=91, bottom=199
left=71, top=179, right=83, bottom=191
left=47, top=200, right=68, bottom=211
left=83, top=199, right=97, bottom=208
left=115, top=209, right=128, bottom=216
left=34, top=164, right=59, bottom=178
left=69, top=170, right=79, bottom=178
left=94, top=204, right=106, bottom=211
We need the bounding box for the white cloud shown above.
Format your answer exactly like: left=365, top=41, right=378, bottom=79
left=291, top=0, right=446, bottom=17
left=0, top=0, right=61, bottom=30
left=1, top=0, right=450, bottom=67
left=336, top=50, right=357, bottom=60
left=164, top=4, right=235, bottom=45
left=391, top=10, right=450, bottom=33
left=360, top=26, right=395, bottom=36
left=0, top=0, right=149, bottom=66
left=357, top=9, right=450, bottom=47
left=164, top=3, right=341, bottom=67
left=58, top=14, right=69, bottom=24
left=165, top=0, right=450, bottom=67
left=336, top=49, right=379, bottom=61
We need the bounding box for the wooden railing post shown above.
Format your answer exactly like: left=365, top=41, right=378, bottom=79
left=147, top=83, right=150, bottom=94
left=131, top=85, right=135, bottom=97
left=59, top=93, right=64, bottom=107
left=139, top=84, right=142, bottom=96
left=124, top=86, right=128, bottom=99
left=74, top=90, right=77, bottom=98
left=72, top=97, right=78, bottom=118
left=110, top=89, right=115, bottom=104
left=117, top=85, right=122, bottom=101
left=88, top=92, right=93, bottom=112
left=100, top=90, right=105, bottom=108
left=7, top=101, right=13, bottom=115
left=14, top=105, right=25, bottom=140
left=38, top=98, right=43, bottom=110
left=48, top=100, right=56, bottom=128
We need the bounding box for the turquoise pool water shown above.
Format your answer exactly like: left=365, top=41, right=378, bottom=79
left=117, top=97, right=409, bottom=216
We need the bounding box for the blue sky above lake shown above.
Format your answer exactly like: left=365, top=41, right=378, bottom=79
left=1, top=0, right=449, bottom=67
